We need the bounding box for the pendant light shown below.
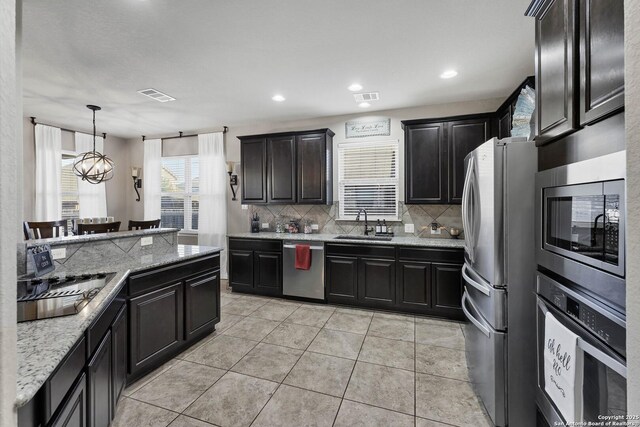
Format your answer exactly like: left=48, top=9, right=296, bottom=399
left=73, top=105, right=114, bottom=184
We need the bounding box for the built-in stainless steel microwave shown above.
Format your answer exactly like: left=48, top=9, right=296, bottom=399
left=536, top=151, right=626, bottom=313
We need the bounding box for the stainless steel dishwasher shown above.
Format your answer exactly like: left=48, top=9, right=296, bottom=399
left=282, top=241, right=325, bottom=301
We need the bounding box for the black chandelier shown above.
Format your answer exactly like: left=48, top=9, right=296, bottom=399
left=72, top=105, right=114, bottom=184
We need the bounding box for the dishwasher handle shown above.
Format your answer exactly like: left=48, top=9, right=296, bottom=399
left=283, top=243, right=324, bottom=251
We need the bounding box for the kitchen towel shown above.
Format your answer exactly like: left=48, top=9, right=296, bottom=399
left=544, top=311, right=584, bottom=423
left=295, top=244, right=312, bottom=270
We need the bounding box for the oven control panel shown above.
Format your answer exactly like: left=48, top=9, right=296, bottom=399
left=537, top=271, right=626, bottom=357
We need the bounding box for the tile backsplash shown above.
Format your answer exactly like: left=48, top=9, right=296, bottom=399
left=249, top=202, right=463, bottom=239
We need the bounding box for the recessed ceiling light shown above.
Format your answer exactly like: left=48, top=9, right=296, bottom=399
left=440, top=70, right=458, bottom=79
left=358, top=102, right=371, bottom=108
left=348, top=83, right=363, bottom=92
left=272, top=94, right=286, bottom=102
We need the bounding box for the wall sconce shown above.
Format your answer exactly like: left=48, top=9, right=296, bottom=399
left=131, top=166, right=142, bottom=202
left=226, top=161, right=238, bottom=201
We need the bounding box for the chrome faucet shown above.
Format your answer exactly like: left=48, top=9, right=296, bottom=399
left=355, top=209, right=374, bottom=236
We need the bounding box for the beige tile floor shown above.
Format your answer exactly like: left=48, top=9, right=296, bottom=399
left=114, top=280, right=491, bottom=427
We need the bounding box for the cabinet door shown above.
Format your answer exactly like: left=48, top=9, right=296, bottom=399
left=241, top=138, right=267, bottom=203
left=51, top=373, right=87, bottom=427
left=358, top=258, right=396, bottom=308
left=88, top=331, right=112, bottom=427
left=405, top=123, right=446, bottom=204
left=447, top=118, right=491, bottom=203
left=111, top=306, right=127, bottom=410
left=397, top=261, right=431, bottom=312
left=254, top=251, right=282, bottom=296
left=297, top=133, right=326, bottom=204
left=185, top=270, right=220, bottom=340
left=535, top=0, right=577, bottom=144
left=229, top=250, right=254, bottom=292
left=579, top=0, right=624, bottom=125
left=129, top=282, right=184, bottom=376
left=326, top=256, right=358, bottom=304
left=431, top=263, right=463, bottom=313
left=267, top=135, right=296, bottom=203
left=497, top=108, right=512, bottom=139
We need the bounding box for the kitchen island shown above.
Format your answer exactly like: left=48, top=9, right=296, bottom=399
left=17, top=229, right=222, bottom=427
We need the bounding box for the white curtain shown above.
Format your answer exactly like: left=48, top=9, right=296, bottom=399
left=143, top=139, right=162, bottom=221
left=198, top=132, right=228, bottom=278
left=75, top=132, right=107, bottom=218
left=35, top=124, right=62, bottom=221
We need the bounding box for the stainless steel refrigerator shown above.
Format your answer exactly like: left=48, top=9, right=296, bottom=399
left=461, top=137, right=537, bottom=426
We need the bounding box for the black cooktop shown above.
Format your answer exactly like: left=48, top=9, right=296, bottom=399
left=17, top=273, right=115, bottom=322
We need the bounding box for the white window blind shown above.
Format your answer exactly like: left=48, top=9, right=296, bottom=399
left=61, top=153, right=79, bottom=231
left=338, top=140, right=399, bottom=220
left=161, top=156, right=199, bottom=231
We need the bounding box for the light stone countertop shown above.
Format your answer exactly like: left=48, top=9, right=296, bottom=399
left=16, top=244, right=222, bottom=408
left=25, top=227, right=180, bottom=247
left=226, top=232, right=466, bottom=248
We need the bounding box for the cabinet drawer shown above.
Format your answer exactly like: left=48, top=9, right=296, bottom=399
left=86, top=286, right=125, bottom=358
left=325, top=243, right=395, bottom=259
left=46, top=336, right=87, bottom=422
left=397, top=247, right=463, bottom=263
left=128, top=254, right=220, bottom=297
left=228, top=238, right=281, bottom=252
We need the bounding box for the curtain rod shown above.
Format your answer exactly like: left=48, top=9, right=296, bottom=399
left=30, top=117, right=107, bottom=139
left=142, top=126, right=229, bottom=142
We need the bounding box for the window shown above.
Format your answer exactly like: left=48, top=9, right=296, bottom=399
left=338, top=140, right=399, bottom=220
left=61, top=153, right=79, bottom=231
left=161, top=156, right=199, bottom=231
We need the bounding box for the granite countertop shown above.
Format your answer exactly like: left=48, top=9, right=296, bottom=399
left=16, top=244, right=222, bottom=408
left=226, top=232, right=466, bottom=248
left=25, top=227, right=180, bottom=247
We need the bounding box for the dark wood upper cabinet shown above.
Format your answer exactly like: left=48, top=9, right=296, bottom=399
left=497, top=108, right=512, bottom=140
left=447, top=118, right=491, bottom=203
left=578, top=0, right=624, bottom=125
left=240, top=138, right=267, bottom=203
left=239, top=129, right=333, bottom=205
left=297, top=133, right=331, bottom=204
left=267, top=135, right=296, bottom=203
left=404, top=123, right=446, bottom=204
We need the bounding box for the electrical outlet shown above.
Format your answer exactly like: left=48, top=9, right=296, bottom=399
left=430, top=222, right=441, bottom=235
left=241, top=204, right=248, bottom=210
left=311, top=224, right=319, bottom=230
left=261, top=223, right=269, bottom=229
left=404, top=224, right=415, bottom=233
left=51, top=247, right=66, bottom=260
left=141, top=236, right=153, bottom=246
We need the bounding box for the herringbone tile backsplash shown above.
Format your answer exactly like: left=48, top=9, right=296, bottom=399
left=249, top=202, right=462, bottom=239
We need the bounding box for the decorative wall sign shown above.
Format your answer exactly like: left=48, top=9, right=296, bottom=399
left=345, top=118, right=391, bottom=138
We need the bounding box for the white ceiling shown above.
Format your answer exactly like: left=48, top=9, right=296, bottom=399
left=22, top=0, right=535, bottom=138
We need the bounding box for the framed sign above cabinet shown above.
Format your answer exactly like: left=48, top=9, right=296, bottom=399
left=345, top=118, right=391, bottom=138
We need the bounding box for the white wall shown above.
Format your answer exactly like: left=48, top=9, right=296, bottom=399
left=0, top=0, right=19, bottom=423
left=625, top=0, right=640, bottom=414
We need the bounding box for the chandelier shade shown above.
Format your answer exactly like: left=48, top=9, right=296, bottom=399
left=73, top=105, right=115, bottom=184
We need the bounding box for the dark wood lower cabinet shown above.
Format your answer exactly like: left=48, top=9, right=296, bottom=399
left=50, top=373, right=87, bottom=427
left=254, top=251, right=282, bottom=296
left=229, top=250, right=254, bottom=292
left=88, top=331, right=112, bottom=427
left=185, top=271, right=220, bottom=341
left=228, top=238, right=283, bottom=297
left=358, top=258, right=396, bottom=308
left=431, top=263, right=464, bottom=316
left=326, top=256, right=358, bottom=303
left=397, top=261, right=432, bottom=310
left=129, top=282, right=184, bottom=376
left=111, top=306, right=127, bottom=409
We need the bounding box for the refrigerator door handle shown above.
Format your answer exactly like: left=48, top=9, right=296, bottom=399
left=462, top=290, right=491, bottom=337
left=462, top=264, right=491, bottom=296
left=462, top=157, right=475, bottom=262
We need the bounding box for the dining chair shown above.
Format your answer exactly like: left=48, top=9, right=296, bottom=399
left=128, top=219, right=161, bottom=231
left=77, top=221, right=121, bottom=235
left=23, top=220, right=68, bottom=240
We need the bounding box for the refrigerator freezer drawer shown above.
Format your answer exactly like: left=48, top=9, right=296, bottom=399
left=462, top=291, right=507, bottom=427
left=462, top=264, right=507, bottom=330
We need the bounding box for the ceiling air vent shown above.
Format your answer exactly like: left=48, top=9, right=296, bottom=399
left=137, top=88, right=176, bottom=103
left=353, top=92, right=380, bottom=103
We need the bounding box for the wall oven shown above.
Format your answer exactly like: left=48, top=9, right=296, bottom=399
left=535, top=272, right=626, bottom=426
left=536, top=151, right=626, bottom=313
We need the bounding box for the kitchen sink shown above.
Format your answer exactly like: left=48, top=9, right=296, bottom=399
left=333, top=235, right=393, bottom=242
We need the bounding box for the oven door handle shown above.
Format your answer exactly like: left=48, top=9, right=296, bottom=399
left=462, top=291, right=491, bottom=337
left=283, top=244, right=324, bottom=251
left=537, top=300, right=627, bottom=378
left=462, top=264, right=491, bottom=296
